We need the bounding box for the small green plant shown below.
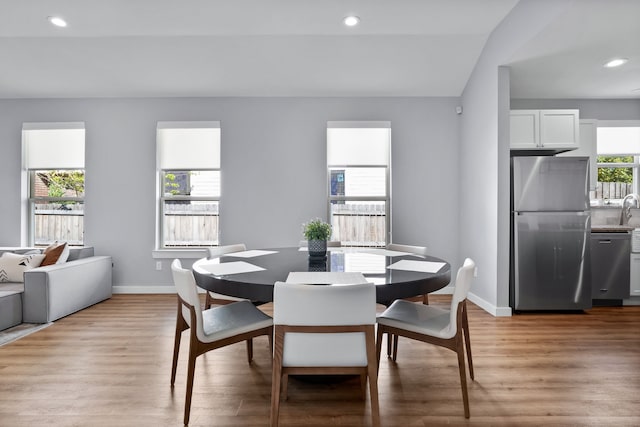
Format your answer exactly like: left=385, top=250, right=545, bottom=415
left=302, top=218, right=332, bottom=241
left=38, top=170, right=85, bottom=197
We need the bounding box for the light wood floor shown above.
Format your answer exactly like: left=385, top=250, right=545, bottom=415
left=1, top=294, right=639, bottom=427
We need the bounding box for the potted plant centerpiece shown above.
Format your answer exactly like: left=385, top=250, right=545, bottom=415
left=302, top=218, right=332, bottom=259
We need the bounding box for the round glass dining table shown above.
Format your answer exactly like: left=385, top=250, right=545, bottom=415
left=192, top=247, right=451, bottom=306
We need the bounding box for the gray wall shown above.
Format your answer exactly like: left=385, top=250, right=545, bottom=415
left=0, top=97, right=461, bottom=291
left=459, top=0, right=573, bottom=315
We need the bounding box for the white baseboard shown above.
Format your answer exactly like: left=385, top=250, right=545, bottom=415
left=113, top=285, right=177, bottom=294
left=467, top=291, right=512, bottom=317
left=116, top=285, right=458, bottom=295
left=112, top=285, right=513, bottom=316
left=432, top=286, right=512, bottom=317
left=623, top=296, right=640, bottom=306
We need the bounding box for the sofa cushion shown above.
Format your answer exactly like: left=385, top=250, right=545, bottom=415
left=0, top=289, right=23, bottom=331
left=41, top=242, right=68, bottom=266
left=67, top=247, right=94, bottom=261
left=0, top=253, right=46, bottom=282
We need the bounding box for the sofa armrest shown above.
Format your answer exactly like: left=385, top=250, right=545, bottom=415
left=22, top=256, right=113, bottom=323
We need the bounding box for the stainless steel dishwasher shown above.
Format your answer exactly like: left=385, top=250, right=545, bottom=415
left=591, top=231, right=631, bottom=302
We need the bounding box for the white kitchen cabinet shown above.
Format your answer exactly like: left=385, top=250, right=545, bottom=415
left=510, top=110, right=539, bottom=149
left=510, top=109, right=580, bottom=150
left=558, top=119, right=597, bottom=190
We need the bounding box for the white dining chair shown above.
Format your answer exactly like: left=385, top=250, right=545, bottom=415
left=387, top=243, right=428, bottom=256
left=205, top=243, right=248, bottom=309
left=386, top=242, right=429, bottom=359
left=270, top=281, right=380, bottom=427
left=170, top=259, right=273, bottom=425
left=387, top=243, right=429, bottom=301
left=376, top=258, right=476, bottom=418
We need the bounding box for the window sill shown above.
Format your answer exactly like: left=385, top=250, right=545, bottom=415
left=152, top=249, right=208, bottom=259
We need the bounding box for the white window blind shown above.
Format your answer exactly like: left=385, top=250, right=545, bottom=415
left=597, top=125, right=640, bottom=155
left=23, top=122, right=85, bottom=169
left=327, top=121, right=391, bottom=166
left=157, top=121, right=220, bottom=169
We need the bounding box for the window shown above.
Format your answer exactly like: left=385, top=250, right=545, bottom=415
left=327, top=121, right=391, bottom=247
left=23, top=122, right=85, bottom=246
left=157, top=122, right=221, bottom=248
left=596, top=122, right=640, bottom=204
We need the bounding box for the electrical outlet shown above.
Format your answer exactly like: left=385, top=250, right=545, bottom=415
left=473, top=267, right=478, bottom=278
left=156, top=261, right=162, bottom=271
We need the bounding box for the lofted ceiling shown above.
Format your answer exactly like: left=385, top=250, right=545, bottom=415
left=508, top=0, right=640, bottom=99
left=0, top=0, right=637, bottom=100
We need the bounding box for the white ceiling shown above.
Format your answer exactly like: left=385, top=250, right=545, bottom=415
left=508, top=0, right=640, bottom=99
left=0, top=0, right=637, bottom=100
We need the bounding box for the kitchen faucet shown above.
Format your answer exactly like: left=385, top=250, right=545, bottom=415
left=619, top=193, right=640, bottom=225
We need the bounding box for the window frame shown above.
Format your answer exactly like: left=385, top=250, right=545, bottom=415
left=326, top=121, right=391, bottom=247
left=27, top=169, right=86, bottom=247
left=158, top=169, right=221, bottom=249
left=156, top=121, right=221, bottom=250
left=22, top=123, right=85, bottom=247
left=595, top=121, right=640, bottom=204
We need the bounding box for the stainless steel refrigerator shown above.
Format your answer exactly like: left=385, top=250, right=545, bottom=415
left=510, top=156, right=592, bottom=311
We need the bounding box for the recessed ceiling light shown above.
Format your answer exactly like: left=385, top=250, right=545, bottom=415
left=343, top=16, right=360, bottom=27
left=48, top=16, right=68, bottom=28
left=604, top=58, right=628, bottom=68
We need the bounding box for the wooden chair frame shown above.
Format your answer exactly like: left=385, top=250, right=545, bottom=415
left=376, top=299, right=474, bottom=418
left=171, top=295, right=273, bottom=425
left=204, top=291, right=237, bottom=309
left=271, top=324, right=380, bottom=427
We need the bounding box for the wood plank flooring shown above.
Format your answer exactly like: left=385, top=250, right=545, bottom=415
left=1, top=294, right=639, bottom=426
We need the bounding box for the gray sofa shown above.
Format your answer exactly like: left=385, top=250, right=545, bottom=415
left=0, top=247, right=112, bottom=330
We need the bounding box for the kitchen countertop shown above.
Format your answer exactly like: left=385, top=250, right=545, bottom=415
left=591, top=225, right=635, bottom=233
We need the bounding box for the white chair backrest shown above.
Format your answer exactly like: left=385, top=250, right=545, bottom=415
left=447, top=258, right=475, bottom=333
left=387, top=243, right=428, bottom=257
left=208, top=244, right=247, bottom=258
left=171, top=259, right=206, bottom=341
left=273, top=281, right=376, bottom=367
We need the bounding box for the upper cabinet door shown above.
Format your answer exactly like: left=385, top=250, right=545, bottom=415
left=539, top=109, right=579, bottom=149
left=510, top=109, right=580, bottom=150
left=510, top=110, right=539, bottom=149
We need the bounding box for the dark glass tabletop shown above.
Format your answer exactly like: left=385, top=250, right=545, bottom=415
left=192, top=247, right=451, bottom=306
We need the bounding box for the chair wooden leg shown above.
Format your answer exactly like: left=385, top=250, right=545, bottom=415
left=359, top=374, right=367, bottom=400
left=204, top=292, right=212, bottom=310
left=462, top=303, right=474, bottom=380
left=282, top=374, right=289, bottom=401
left=246, top=338, right=254, bottom=363
left=375, top=325, right=384, bottom=374
left=270, top=328, right=284, bottom=427
left=392, top=334, right=399, bottom=362
left=422, top=293, right=429, bottom=305
left=386, top=332, right=392, bottom=357
left=171, top=303, right=187, bottom=386
left=456, top=336, right=470, bottom=419
left=184, top=345, right=198, bottom=425
left=366, top=327, right=381, bottom=427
